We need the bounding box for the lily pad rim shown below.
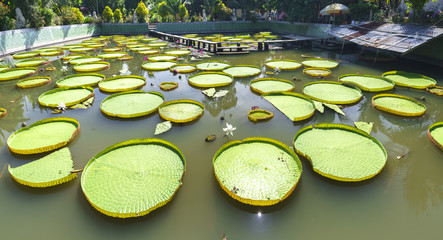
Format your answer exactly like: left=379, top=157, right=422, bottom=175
left=17, top=76, right=51, bottom=88
left=302, top=80, right=363, bottom=104
left=159, top=99, right=205, bottom=123
left=38, top=86, right=95, bottom=107
left=264, top=59, right=303, bottom=70
left=371, top=93, right=426, bottom=117
left=250, top=77, right=295, bottom=94
left=98, top=75, right=146, bottom=92
left=428, top=122, right=443, bottom=150
left=338, top=73, right=395, bottom=92
left=187, top=71, right=234, bottom=88
left=382, top=70, right=437, bottom=89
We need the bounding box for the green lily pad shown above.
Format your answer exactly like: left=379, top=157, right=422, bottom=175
left=100, top=91, right=164, bottom=118
left=159, top=99, right=204, bottom=123
left=426, top=86, right=443, bottom=96
left=339, top=74, right=395, bottom=92
left=70, top=47, right=95, bottom=53
left=248, top=109, right=274, bottom=122
left=62, top=54, right=85, bottom=61
left=147, top=42, right=168, bottom=47
left=81, top=138, right=185, bottom=218
left=159, top=82, right=178, bottom=91
left=303, top=68, right=332, bottom=77
left=250, top=78, right=295, bottom=94
left=302, top=81, right=362, bottom=104
left=0, top=108, right=7, bottom=117
left=164, top=49, right=191, bottom=56
left=56, top=73, right=105, bottom=87
left=302, top=59, right=339, bottom=69
left=382, top=71, right=436, bottom=89
left=142, top=61, right=178, bottom=71
left=428, top=122, right=443, bottom=150
left=69, top=56, right=104, bottom=65
left=213, top=137, right=302, bottom=206
left=139, top=50, right=160, bottom=55
left=222, top=65, right=261, bottom=78
left=263, top=92, right=315, bottom=122
left=354, top=122, right=374, bottom=135
left=17, top=76, right=51, bottom=88
left=265, top=59, right=302, bottom=70
left=98, top=75, right=146, bottom=92
left=0, top=65, right=11, bottom=71
left=102, top=47, right=122, bottom=52
left=0, top=67, right=36, bottom=81
left=170, top=64, right=197, bottom=73
left=15, top=58, right=50, bottom=67
left=7, top=117, right=80, bottom=154
left=38, top=86, right=94, bottom=107
left=13, top=51, right=40, bottom=59
left=39, top=50, right=64, bottom=56
left=293, top=123, right=387, bottom=182
left=8, top=147, right=77, bottom=188
left=188, top=72, right=233, bottom=88
left=154, top=121, right=172, bottom=135
left=98, top=51, right=128, bottom=59
left=148, top=55, right=178, bottom=62
left=196, top=61, right=230, bottom=71
left=372, top=94, right=426, bottom=116
left=73, top=61, right=110, bottom=72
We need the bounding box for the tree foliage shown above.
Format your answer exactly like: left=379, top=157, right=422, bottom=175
left=103, top=6, right=113, bottom=22
left=114, top=8, right=122, bottom=22
left=135, top=0, right=149, bottom=23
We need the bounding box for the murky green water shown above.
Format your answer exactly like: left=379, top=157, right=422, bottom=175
left=1, top=40, right=442, bottom=240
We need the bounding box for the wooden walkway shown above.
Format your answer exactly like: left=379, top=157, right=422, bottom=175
left=149, top=30, right=325, bottom=54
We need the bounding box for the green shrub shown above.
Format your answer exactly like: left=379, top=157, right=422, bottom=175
left=103, top=6, right=113, bottom=22
left=29, top=5, right=45, bottom=28
left=61, top=6, right=85, bottom=25
left=150, top=12, right=162, bottom=23
left=114, top=8, right=123, bottom=23
left=40, top=8, right=55, bottom=26
left=135, top=1, right=149, bottom=23
left=0, top=2, right=14, bottom=30
left=349, top=0, right=378, bottom=21
left=179, top=4, right=188, bottom=21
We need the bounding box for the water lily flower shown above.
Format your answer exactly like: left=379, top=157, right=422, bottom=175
left=57, top=102, right=67, bottom=111
left=39, top=68, right=44, bottom=72
left=251, top=106, right=259, bottom=110
left=143, top=56, right=148, bottom=61
left=223, top=122, right=236, bottom=136
left=112, top=74, right=117, bottom=77
left=61, top=66, right=68, bottom=72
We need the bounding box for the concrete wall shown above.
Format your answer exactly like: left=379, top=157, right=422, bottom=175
left=0, top=24, right=98, bottom=55
left=99, top=23, right=150, bottom=35
left=156, top=21, right=332, bottom=38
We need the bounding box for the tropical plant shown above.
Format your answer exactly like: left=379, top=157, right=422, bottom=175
left=114, top=8, right=122, bottom=22
left=178, top=3, right=188, bottom=21
left=60, top=6, right=85, bottom=24
left=135, top=0, right=149, bottom=23
left=40, top=8, right=55, bottom=26
left=103, top=6, right=113, bottom=22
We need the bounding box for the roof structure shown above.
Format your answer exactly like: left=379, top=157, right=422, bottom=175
left=325, top=22, right=443, bottom=54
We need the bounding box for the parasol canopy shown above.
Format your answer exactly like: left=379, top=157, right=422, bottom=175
left=320, top=3, right=350, bottom=16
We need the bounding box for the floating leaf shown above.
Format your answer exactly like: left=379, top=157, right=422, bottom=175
left=70, top=104, right=88, bottom=109
left=8, top=147, right=77, bottom=188
left=372, top=94, right=426, bottom=117
left=202, top=88, right=216, bottom=97
left=312, top=100, right=324, bottom=113
left=354, top=122, right=374, bottom=134
left=428, top=122, right=443, bottom=151
left=213, top=90, right=229, bottom=98
left=324, top=103, right=346, bottom=116
left=154, top=121, right=172, bottom=135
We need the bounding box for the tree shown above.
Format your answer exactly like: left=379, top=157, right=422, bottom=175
left=178, top=3, right=188, bottom=21
left=103, top=5, right=113, bottom=22
left=114, top=8, right=123, bottom=22
left=135, top=0, right=149, bottom=23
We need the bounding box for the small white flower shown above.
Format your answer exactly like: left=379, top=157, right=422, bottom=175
left=223, top=122, right=236, bottom=136
left=57, top=102, right=67, bottom=111
left=61, top=66, right=68, bottom=72
left=112, top=74, right=117, bottom=77
left=275, top=67, right=280, bottom=72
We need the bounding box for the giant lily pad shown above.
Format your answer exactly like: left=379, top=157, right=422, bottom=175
left=7, top=117, right=80, bottom=154
left=170, top=64, right=197, bottom=73
left=98, top=51, right=128, bottom=59
left=428, top=122, right=443, bottom=150
left=36, top=47, right=61, bottom=52
left=188, top=72, right=233, bottom=88
left=222, top=65, right=261, bottom=77
left=13, top=51, right=39, bottom=59
left=293, top=123, right=387, bottom=182
left=382, top=71, right=436, bottom=89
left=160, top=82, right=178, bottom=91
left=426, top=86, right=443, bottom=96
left=372, top=94, right=426, bottom=116
left=70, top=47, right=95, bottom=53
left=102, top=47, right=122, bottom=52
left=339, top=74, right=395, bottom=92
left=302, top=81, right=362, bottom=104
left=39, top=50, right=64, bottom=57
left=69, top=56, right=104, bottom=65
left=62, top=54, right=85, bottom=61
left=0, top=65, right=11, bottom=71
left=248, top=109, right=273, bottom=122
left=0, top=67, right=36, bottom=81
left=148, top=55, right=178, bottom=62
left=17, top=76, right=51, bottom=88
left=196, top=61, right=230, bottom=71
left=250, top=78, right=295, bottom=94
left=147, top=42, right=169, bottom=48
left=8, top=147, right=77, bottom=188
left=139, top=49, right=160, bottom=55
left=101, top=91, right=164, bottom=118
left=164, top=49, right=191, bottom=56
left=159, top=99, right=204, bottom=123
left=142, top=61, right=177, bottom=71
left=263, top=92, right=315, bottom=121
left=302, top=59, right=339, bottom=69
left=0, top=108, right=6, bottom=117
left=81, top=138, right=185, bottom=218
left=213, top=137, right=302, bottom=206
left=303, top=68, right=331, bottom=77
left=38, top=86, right=94, bottom=107
left=73, top=61, right=110, bottom=72
left=15, top=58, right=50, bottom=67
left=56, top=73, right=105, bottom=87
left=98, top=75, right=146, bottom=92
left=265, top=59, right=302, bottom=70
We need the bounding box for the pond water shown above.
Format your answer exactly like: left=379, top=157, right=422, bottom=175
left=0, top=38, right=442, bottom=240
